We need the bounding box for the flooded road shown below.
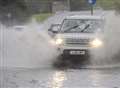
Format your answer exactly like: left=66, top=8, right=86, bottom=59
left=1, top=67, right=120, bottom=88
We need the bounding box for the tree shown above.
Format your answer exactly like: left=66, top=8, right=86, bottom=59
left=0, top=0, right=31, bottom=25
left=69, top=0, right=90, bottom=11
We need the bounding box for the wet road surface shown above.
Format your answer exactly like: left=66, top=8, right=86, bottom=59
left=1, top=66, right=120, bottom=88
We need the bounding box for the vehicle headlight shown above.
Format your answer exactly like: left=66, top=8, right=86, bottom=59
left=55, top=38, right=63, bottom=45
left=90, top=38, right=103, bottom=48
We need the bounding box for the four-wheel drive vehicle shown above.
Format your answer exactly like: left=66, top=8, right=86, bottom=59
left=49, top=15, right=105, bottom=56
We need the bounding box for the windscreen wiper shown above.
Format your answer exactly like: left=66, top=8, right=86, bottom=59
left=80, top=24, right=90, bottom=32
left=64, top=25, right=79, bottom=32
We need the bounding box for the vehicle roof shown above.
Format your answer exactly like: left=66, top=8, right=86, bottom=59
left=65, top=15, right=104, bottom=20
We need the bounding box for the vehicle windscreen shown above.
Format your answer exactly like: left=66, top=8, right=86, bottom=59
left=61, top=19, right=103, bottom=33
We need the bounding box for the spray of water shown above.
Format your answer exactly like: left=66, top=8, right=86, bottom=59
left=1, top=12, right=69, bottom=68
left=90, top=11, right=120, bottom=66
left=1, top=18, right=59, bottom=68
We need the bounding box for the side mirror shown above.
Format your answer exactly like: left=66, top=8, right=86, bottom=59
left=48, top=24, right=60, bottom=34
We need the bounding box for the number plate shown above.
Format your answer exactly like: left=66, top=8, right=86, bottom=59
left=70, top=50, right=85, bottom=55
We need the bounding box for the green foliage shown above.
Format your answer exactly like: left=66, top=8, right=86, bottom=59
left=34, top=13, right=52, bottom=22
left=96, top=0, right=120, bottom=10
left=70, top=0, right=90, bottom=10
left=0, top=0, right=31, bottom=25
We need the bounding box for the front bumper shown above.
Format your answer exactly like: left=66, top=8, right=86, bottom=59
left=58, top=46, right=91, bottom=55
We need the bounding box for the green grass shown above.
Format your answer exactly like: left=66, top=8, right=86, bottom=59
left=96, top=0, right=120, bottom=10
left=34, top=13, right=52, bottom=22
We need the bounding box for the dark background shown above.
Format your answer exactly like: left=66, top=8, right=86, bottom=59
left=0, top=0, right=120, bottom=25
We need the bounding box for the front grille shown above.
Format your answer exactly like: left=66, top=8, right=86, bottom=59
left=65, top=38, right=90, bottom=46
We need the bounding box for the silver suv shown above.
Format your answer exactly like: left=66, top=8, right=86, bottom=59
left=49, top=15, right=105, bottom=56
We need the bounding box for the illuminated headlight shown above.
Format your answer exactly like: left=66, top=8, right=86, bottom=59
left=50, top=38, right=63, bottom=45
left=55, top=38, right=63, bottom=45
left=90, top=38, right=103, bottom=48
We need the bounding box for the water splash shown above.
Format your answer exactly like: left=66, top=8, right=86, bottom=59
left=90, top=11, right=120, bottom=66
left=1, top=18, right=59, bottom=68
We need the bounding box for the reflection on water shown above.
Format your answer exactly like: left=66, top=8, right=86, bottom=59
left=89, top=71, right=103, bottom=87
left=51, top=71, right=66, bottom=88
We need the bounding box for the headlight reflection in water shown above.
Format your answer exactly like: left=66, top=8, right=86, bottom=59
left=51, top=71, right=66, bottom=88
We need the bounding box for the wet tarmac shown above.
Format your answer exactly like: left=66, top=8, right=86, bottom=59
left=1, top=64, right=120, bottom=88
